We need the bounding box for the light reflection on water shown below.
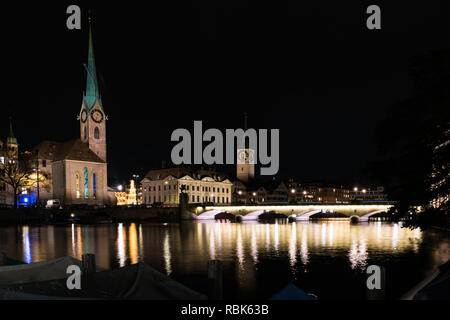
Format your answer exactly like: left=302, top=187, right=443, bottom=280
left=1, top=221, right=449, bottom=299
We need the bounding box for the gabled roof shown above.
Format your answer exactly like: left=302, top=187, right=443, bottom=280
left=34, top=139, right=105, bottom=163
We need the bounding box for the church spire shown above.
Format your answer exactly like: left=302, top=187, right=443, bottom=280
left=7, top=117, right=17, bottom=145
left=83, top=13, right=102, bottom=111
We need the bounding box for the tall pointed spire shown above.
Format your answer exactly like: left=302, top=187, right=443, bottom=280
left=7, top=117, right=17, bottom=145
left=83, top=12, right=103, bottom=111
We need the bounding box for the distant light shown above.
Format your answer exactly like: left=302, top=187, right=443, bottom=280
left=362, top=189, right=367, bottom=193
left=117, top=185, right=123, bottom=191
left=252, top=192, right=256, bottom=196
left=303, top=190, right=307, bottom=195
left=24, top=197, right=29, bottom=203
left=238, top=191, right=242, bottom=195
left=353, top=187, right=358, bottom=192
left=70, top=213, right=75, bottom=218
left=291, top=189, right=296, bottom=194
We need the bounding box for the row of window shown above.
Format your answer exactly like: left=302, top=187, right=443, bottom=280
left=144, top=184, right=230, bottom=194
left=146, top=195, right=230, bottom=204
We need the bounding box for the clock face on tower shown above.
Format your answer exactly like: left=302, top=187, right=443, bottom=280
left=80, top=109, right=87, bottom=123
left=237, top=149, right=255, bottom=164
left=91, top=109, right=104, bottom=123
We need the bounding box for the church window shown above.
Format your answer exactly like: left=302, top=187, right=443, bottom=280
left=94, top=127, right=100, bottom=139
left=84, top=167, right=89, bottom=199
left=93, top=173, right=97, bottom=199
left=75, top=172, right=80, bottom=199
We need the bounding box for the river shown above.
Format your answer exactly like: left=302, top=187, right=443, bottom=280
left=0, top=220, right=449, bottom=299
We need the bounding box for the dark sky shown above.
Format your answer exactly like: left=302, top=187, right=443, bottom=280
left=2, top=1, right=449, bottom=186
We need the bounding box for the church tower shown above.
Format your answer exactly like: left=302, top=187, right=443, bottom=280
left=236, top=113, right=255, bottom=182
left=79, top=18, right=107, bottom=162
left=6, top=117, right=18, bottom=157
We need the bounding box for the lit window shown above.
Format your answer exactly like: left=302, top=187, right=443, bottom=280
left=93, top=173, right=97, bottom=199
left=84, top=167, right=89, bottom=199
left=75, top=172, right=80, bottom=199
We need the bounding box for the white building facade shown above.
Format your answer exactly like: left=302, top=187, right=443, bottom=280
left=141, top=168, right=232, bottom=205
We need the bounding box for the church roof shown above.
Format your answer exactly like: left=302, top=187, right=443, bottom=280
left=34, top=139, right=105, bottom=163
left=83, top=21, right=103, bottom=112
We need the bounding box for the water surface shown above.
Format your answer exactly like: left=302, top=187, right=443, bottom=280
left=0, top=221, right=449, bottom=299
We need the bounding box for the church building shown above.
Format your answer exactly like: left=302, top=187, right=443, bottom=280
left=34, top=22, right=112, bottom=206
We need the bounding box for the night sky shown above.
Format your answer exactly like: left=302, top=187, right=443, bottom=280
left=2, top=1, right=449, bottom=186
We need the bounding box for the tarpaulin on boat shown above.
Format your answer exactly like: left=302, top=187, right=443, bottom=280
left=413, top=260, right=450, bottom=300
left=270, top=283, right=317, bottom=300
left=0, top=256, right=83, bottom=286
left=0, top=262, right=206, bottom=300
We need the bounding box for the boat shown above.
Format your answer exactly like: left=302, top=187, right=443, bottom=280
left=270, top=283, right=317, bottom=300
left=0, top=256, right=206, bottom=300
left=401, top=259, right=450, bottom=300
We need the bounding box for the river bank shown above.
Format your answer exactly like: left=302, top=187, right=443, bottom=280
left=0, top=206, right=181, bottom=224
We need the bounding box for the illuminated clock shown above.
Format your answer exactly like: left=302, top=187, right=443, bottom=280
left=237, top=149, right=255, bottom=164
left=80, top=109, right=87, bottom=123
left=91, top=109, right=104, bottom=123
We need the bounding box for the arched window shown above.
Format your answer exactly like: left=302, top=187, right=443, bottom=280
left=84, top=167, right=89, bottom=199
left=94, top=127, right=100, bottom=139
left=93, top=173, right=97, bottom=199
left=75, top=172, right=80, bottom=199
left=84, top=126, right=87, bottom=140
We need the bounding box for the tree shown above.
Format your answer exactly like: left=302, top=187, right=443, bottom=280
left=370, top=50, right=449, bottom=227
left=0, top=151, right=49, bottom=209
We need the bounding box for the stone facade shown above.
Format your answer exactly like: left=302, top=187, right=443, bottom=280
left=141, top=167, right=232, bottom=205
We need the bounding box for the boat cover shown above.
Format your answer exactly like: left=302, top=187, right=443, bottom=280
left=0, top=262, right=206, bottom=300
left=0, top=256, right=83, bottom=286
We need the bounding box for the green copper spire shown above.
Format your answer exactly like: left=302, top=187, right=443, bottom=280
left=7, top=117, right=17, bottom=145
left=83, top=16, right=103, bottom=111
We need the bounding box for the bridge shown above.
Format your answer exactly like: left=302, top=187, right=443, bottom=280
left=191, top=204, right=393, bottom=222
